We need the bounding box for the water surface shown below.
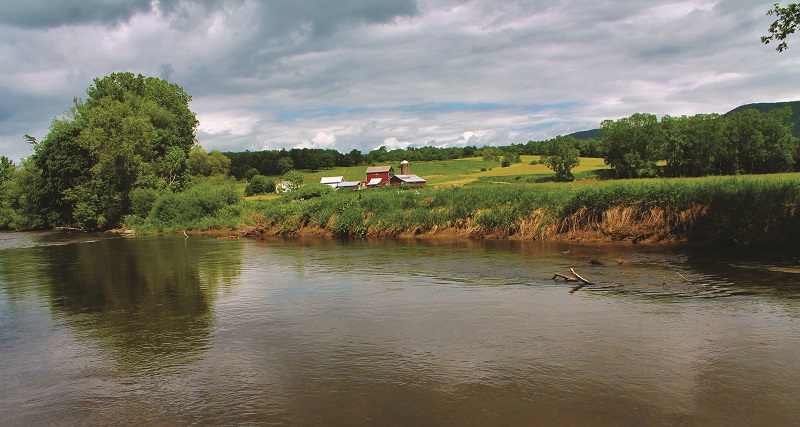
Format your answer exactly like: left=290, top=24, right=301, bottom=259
left=0, top=233, right=798, bottom=425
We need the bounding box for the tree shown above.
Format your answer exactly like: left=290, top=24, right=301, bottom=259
left=27, top=72, right=198, bottom=229
left=602, top=113, right=663, bottom=178
left=762, top=3, right=800, bottom=52
left=187, top=146, right=230, bottom=177
left=0, top=156, right=14, bottom=183
left=277, top=157, right=294, bottom=175
left=541, top=136, right=580, bottom=181
left=243, top=167, right=260, bottom=181
left=244, top=175, right=274, bottom=196
left=281, top=170, right=304, bottom=192
left=482, top=147, right=498, bottom=162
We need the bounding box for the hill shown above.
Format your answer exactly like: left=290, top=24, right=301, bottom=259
left=567, top=100, right=800, bottom=140
left=723, top=100, right=800, bottom=138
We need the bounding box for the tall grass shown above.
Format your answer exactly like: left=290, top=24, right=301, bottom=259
left=239, top=177, right=800, bottom=247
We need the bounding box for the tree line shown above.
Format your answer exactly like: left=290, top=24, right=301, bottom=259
left=601, top=108, right=799, bottom=178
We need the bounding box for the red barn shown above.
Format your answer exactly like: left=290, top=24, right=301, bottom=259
left=365, top=165, right=394, bottom=187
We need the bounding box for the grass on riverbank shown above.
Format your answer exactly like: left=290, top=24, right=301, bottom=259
left=233, top=176, right=800, bottom=247
left=129, top=157, right=800, bottom=247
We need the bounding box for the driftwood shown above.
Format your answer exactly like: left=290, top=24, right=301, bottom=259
left=570, top=268, right=595, bottom=285
left=676, top=271, right=692, bottom=283
left=552, top=272, right=578, bottom=282
left=552, top=268, right=596, bottom=288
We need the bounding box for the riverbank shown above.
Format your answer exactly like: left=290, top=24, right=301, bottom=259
left=223, top=177, right=800, bottom=248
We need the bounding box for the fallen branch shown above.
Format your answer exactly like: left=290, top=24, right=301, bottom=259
left=676, top=271, right=692, bottom=283
left=553, top=272, right=579, bottom=282
left=569, top=268, right=595, bottom=285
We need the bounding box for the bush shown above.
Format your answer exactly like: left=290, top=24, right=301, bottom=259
left=245, top=175, right=275, bottom=196
left=148, top=177, right=242, bottom=230
left=289, top=183, right=333, bottom=201
left=129, top=188, right=160, bottom=217
left=243, top=168, right=260, bottom=180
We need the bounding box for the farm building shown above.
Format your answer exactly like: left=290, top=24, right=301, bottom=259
left=320, top=176, right=344, bottom=188
left=337, top=181, right=361, bottom=190
left=365, top=165, right=394, bottom=187
left=389, top=160, right=426, bottom=186
left=390, top=174, right=426, bottom=186
left=365, top=161, right=426, bottom=187
left=275, top=180, right=292, bottom=193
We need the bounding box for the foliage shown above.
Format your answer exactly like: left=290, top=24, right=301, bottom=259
left=129, top=187, right=161, bottom=218
left=0, top=158, right=46, bottom=230
left=602, top=108, right=798, bottom=178
left=287, top=183, right=333, bottom=201
left=244, top=175, right=275, bottom=196
left=277, top=157, right=295, bottom=175
left=243, top=167, right=260, bottom=180
left=281, top=170, right=305, bottom=192
left=762, top=3, right=800, bottom=51
left=187, top=145, right=230, bottom=177
left=482, top=147, right=499, bottom=162
left=23, top=72, right=198, bottom=230
left=147, top=177, right=241, bottom=230
left=602, top=113, right=662, bottom=178
left=541, top=136, right=580, bottom=181
left=237, top=175, right=800, bottom=247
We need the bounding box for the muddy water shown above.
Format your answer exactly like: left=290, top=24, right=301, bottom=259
left=0, top=233, right=798, bottom=426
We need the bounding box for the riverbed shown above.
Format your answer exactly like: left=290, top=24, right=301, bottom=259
left=1, top=233, right=798, bottom=425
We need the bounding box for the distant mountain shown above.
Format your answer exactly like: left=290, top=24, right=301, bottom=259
left=566, top=100, right=800, bottom=140
left=567, top=128, right=602, bottom=140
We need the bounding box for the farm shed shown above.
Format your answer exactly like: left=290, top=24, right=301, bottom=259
left=365, top=165, right=394, bottom=187
left=320, top=176, right=344, bottom=188
left=390, top=174, right=426, bottom=186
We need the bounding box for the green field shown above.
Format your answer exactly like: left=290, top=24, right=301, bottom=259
left=241, top=156, right=800, bottom=199
left=242, top=156, right=610, bottom=193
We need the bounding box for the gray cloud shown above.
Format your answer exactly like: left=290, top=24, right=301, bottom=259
left=0, top=0, right=152, bottom=28
left=1, top=0, right=798, bottom=162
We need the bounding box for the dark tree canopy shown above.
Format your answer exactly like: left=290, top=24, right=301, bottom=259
left=762, top=3, right=800, bottom=52
left=30, top=72, right=198, bottom=229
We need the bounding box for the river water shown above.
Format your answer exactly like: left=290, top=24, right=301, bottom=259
left=0, top=232, right=798, bottom=426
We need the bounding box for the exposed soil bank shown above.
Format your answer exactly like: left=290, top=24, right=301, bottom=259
left=236, top=203, right=776, bottom=247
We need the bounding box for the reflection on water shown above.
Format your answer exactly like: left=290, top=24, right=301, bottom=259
left=0, top=233, right=799, bottom=426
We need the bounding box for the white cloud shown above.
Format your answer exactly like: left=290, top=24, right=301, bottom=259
left=0, top=0, right=799, bottom=162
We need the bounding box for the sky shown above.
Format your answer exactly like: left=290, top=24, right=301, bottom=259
left=1, top=0, right=799, bottom=162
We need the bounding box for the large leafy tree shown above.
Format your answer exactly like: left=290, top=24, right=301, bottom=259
left=601, top=113, right=663, bottom=178
left=30, top=72, right=198, bottom=229
left=762, top=3, right=800, bottom=52
left=541, top=136, right=580, bottom=181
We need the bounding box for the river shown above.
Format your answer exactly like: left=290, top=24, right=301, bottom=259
left=0, top=232, right=798, bottom=426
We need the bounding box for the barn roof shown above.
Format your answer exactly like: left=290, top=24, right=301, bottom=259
left=338, top=181, right=360, bottom=187
left=366, top=177, right=383, bottom=186
left=394, top=174, right=426, bottom=184
left=320, top=176, right=344, bottom=184
left=366, top=165, right=393, bottom=173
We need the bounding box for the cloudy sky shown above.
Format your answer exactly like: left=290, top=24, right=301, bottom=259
left=1, top=0, right=799, bottom=161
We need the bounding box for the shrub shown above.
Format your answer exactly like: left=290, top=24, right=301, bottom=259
left=243, top=168, right=260, bottom=180
left=129, top=187, right=160, bottom=218
left=245, top=175, right=275, bottom=196
left=288, top=183, right=333, bottom=201
left=148, top=177, right=242, bottom=230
